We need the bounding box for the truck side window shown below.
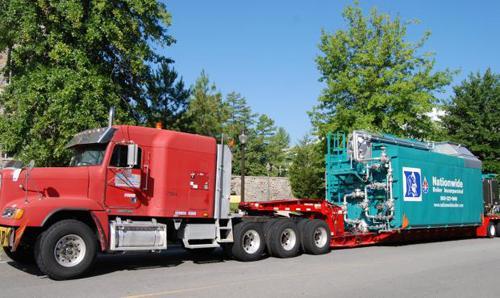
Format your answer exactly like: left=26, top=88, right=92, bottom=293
left=110, top=144, right=142, bottom=169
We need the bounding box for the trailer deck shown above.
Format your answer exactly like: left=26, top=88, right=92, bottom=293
left=240, top=199, right=498, bottom=248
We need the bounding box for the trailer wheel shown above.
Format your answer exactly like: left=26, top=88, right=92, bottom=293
left=486, top=222, right=496, bottom=238
left=295, top=218, right=309, bottom=252
left=35, top=220, right=97, bottom=280
left=267, top=219, right=300, bottom=258
left=302, top=219, right=331, bottom=255
left=229, top=222, right=265, bottom=262
left=263, top=218, right=284, bottom=255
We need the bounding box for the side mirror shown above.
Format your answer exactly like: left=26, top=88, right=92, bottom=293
left=127, top=144, right=139, bottom=167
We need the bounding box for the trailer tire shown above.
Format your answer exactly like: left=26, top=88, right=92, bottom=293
left=295, top=218, right=309, bottom=252
left=263, top=218, right=284, bottom=255
left=229, top=222, right=265, bottom=262
left=35, top=220, right=97, bottom=280
left=302, top=219, right=331, bottom=255
left=486, top=222, right=496, bottom=238
left=267, top=219, right=300, bottom=258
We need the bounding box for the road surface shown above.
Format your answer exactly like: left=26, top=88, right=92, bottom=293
left=1, top=238, right=499, bottom=298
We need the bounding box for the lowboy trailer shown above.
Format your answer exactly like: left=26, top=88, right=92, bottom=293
left=0, top=112, right=498, bottom=280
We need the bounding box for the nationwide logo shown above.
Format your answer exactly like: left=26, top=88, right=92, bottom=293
left=422, top=176, right=429, bottom=194
left=402, top=167, right=422, bottom=202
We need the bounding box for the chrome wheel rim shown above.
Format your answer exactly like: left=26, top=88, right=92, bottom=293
left=280, top=228, right=297, bottom=251
left=314, top=227, right=328, bottom=247
left=54, top=234, right=86, bottom=267
left=242, top=230, right=261, bottom=254
left=489, top=225, right=496, bottom=237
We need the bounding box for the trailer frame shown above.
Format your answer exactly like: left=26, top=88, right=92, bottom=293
left=240, top=199, right=500, bottom=248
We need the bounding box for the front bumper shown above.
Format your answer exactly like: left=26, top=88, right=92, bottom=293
left=0, top=226, right=14, bottom=247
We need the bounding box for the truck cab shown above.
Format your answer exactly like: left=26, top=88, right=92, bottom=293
left=0, top=124, right=233, bottom=279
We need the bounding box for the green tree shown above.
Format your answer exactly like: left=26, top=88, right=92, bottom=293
left=0, top=0, right=185, bottom=165
left=310, top=3, right=453, bottom=139
left=245, top=115, right=290, bottom=176
left=288, top=135, right=325, bottom=198
left=176, top=71, right=290, bottom=177
left=145, top=61, right=190, bottom=129
left=179, top=71, right=229, bottom=138
left=441, top=69, right=500, bottom=174
left=225, top=92, right=256, bottom=139
left=267, top=127, right=291, bottom=176
left=0, top=67, right=123, bottom=164
left=224, top=92, right=257, bottom=174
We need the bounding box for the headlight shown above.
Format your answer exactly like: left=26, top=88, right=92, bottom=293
left=2, top=207, right=24, bottom=220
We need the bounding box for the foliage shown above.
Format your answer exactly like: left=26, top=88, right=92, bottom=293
left=224, top=91, right=257, bottom=174
left=268, top=127, right=291, bottom=176
left=291, top=3, right=456, bottom=198
left=178, top=71, right=228, bottom=137
left=310, top=3, right=453, bottom=140
left=245, top=115, right=290, bottom=176
left=0, top=0, right=188, bottom=165
left=180, top=72, right=291, bottom=176
left=145, top=61, right=190, bottom=129
left=225, top=91, right=256, bottom=141
left=288, top=135, right=325, bottom=198
left=441, top=69, right=500, bottom=174
left=0, top=66, right=124, bottom=165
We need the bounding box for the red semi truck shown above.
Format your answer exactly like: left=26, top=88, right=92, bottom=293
left=0, top=113, right=498, bottom=280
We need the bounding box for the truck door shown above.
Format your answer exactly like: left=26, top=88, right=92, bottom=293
left=104, top=143, right=144, bottom=209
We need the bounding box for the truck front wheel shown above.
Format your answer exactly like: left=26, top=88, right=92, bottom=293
left=35, top=220, right=97, bottom=280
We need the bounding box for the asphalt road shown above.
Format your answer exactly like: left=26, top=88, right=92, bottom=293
left=1, top=238, right=499, bottom=298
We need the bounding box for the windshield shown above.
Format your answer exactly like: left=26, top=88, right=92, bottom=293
left=69, top=144, right=108, bottom=166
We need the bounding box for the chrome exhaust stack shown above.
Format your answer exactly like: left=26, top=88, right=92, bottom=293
left=108, top=107, right=115, bottom=127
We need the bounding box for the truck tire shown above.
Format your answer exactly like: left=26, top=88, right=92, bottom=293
left=486, top=222, right=496, bottom=238
left=302, top=219, right=331, bottom=255
left=35, top=220, right=97, bottom=280
left=229, top=221, right=265, bottom=262
left=3, top=245, right=35, bottom=264
left=267, top=219, right=300, bottom=258
left=496, top=222, right=500, bottom=237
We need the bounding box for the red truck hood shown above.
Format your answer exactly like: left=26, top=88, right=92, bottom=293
left=0, top=167, right=89, bottom=209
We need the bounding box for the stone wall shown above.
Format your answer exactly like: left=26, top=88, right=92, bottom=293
left=231, top=176, right=295, bottom=202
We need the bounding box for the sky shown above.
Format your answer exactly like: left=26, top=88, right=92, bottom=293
left=163, top=0, right=500, bottom=143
